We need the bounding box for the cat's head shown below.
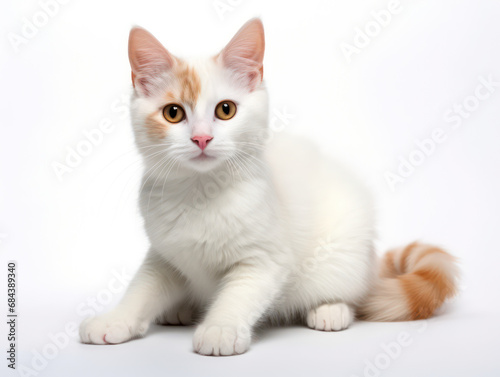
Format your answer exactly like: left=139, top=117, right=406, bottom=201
left=128, top=18, right=268, bottom=175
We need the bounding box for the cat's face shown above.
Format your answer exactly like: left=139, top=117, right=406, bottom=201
left=128, top=19, right=268, bottom=175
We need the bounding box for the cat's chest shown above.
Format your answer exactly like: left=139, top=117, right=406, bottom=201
left=141, top=178, right=272, bottom=269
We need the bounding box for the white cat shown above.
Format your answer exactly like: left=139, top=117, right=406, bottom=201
left=79, top=18, right=458, bottom=356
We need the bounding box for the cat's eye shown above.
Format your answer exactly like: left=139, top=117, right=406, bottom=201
left=215, top=101, right=237, bottom=120
left=163, top=104, right=185, bottom=123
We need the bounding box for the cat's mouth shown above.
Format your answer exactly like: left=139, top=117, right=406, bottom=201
left=191, top=153, right=216, bottom=162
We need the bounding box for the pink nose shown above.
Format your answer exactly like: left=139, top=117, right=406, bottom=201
left=191, top=135, right=213, bottom=151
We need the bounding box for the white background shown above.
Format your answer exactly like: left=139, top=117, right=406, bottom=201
left=1, top=0, right=500, bottom=376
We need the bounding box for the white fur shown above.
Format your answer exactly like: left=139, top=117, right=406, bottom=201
left=307, top=303, right=354, bottom=331
left=80, top=32, right=377, bottom=356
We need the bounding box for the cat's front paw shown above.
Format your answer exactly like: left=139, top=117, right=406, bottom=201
left=193, top=323, right=251, bottom=356
left=79, top=312, right=149, bottom=345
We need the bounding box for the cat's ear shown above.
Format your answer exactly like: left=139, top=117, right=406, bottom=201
left=217, top=18, right=265, bottom=91
left=128, top=26, right=175, bottom=96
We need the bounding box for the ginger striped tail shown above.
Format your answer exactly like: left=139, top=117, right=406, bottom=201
left=359, top=242, right=459, bottom=321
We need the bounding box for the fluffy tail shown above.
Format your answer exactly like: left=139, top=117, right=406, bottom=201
left=359, top=242, right=459, bottom=321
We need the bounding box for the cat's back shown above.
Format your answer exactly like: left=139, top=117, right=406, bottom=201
left=264, top=133, right=374, bottom=242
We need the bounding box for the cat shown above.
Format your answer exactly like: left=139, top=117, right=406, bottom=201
left=79, top=18, right=459, bottom=356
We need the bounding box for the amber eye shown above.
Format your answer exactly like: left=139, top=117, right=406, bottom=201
left=215, top=101, right=237, bottom=120
left=163, top=104, right=185, bottom=123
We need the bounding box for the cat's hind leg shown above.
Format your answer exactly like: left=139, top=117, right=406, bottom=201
left=156, top=303, right=195, bottom=326
left=306, top=303, right=354, bottom=331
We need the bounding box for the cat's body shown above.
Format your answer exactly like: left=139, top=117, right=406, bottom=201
left=80, top=19, right=458, bottom=356
left=141, top=133, right=375, bottom=319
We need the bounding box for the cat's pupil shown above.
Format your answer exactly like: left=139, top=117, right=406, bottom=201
left=222, top=103, right=229, bottom=115
left=169, top=106, right=178, bottom=118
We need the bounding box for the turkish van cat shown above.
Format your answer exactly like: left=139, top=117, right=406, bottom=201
left=79, top=18, right=458, bottom=356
